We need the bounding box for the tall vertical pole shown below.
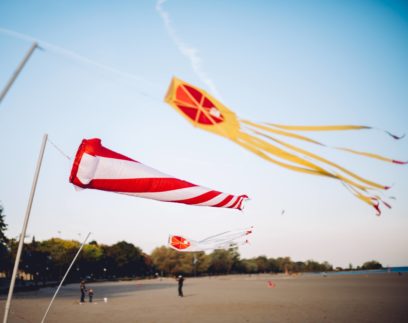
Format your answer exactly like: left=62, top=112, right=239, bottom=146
left=41, top=232, right=91, bottom=323
left=3, top=134, right=48, bottom=323
left=0, top=42, right=38, bottom=104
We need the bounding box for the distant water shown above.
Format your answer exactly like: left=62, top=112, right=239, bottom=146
left=320, top=266, right=408, bottom=276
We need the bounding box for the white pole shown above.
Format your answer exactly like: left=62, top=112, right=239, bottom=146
left=41, top=232, right=91, bottom=323
left=0, top=42, right=38, bottom=104
left=2, top=134, right=48, bottom=323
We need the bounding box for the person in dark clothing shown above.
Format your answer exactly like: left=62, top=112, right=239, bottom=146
left=80, top=280, right=87, bottom=303
left=177, top=275, right=184, bottom=297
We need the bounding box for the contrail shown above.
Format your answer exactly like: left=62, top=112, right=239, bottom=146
left=155, top=0, right=221, bottom=98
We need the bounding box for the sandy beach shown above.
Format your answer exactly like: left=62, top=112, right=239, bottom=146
left=1, top=273, right=407, bottom=323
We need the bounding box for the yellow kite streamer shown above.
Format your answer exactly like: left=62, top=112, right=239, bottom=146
left=164, top=77, right=406, bottom=215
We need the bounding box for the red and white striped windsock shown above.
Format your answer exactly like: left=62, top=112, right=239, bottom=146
left=69, top=139, right=248, bottom=210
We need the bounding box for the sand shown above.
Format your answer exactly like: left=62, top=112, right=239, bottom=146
left=1, top=273, right=407, bottom=323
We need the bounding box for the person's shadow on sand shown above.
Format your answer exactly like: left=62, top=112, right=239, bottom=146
left=179, top=294, right=196, bottom=298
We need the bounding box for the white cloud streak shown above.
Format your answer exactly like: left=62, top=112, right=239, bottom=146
left=155, top=0, right=220, bottom=98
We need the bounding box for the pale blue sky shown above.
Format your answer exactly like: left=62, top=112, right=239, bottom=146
left=0, top=0, right=407, bottom=268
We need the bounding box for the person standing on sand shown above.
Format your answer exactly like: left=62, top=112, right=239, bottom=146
left=177, top=275, right=185, bottom=297
left=80, top=280, right=87, bottom=303
left=88, top=288, right=94, bottom=303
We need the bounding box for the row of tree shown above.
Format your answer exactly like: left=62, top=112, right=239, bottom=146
left=0, top=204, right=382, bottom=285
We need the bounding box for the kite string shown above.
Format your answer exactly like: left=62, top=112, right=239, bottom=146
left=0, top=27, right=160, bottom=100
left=47, top=137, right=72, bottom=161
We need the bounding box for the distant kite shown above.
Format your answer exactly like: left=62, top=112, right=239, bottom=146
left=69, top=138, right=248, bottom=210
left=165, top=77, right=406, bottom=214
left=168, top=227, right=253, bottom=252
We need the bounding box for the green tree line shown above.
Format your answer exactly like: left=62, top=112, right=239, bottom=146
left=0, top=203, right=382, bottom=285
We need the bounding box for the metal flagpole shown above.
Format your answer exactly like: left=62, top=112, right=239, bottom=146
left=0, top=42, right=38, bottom=104
left=2, top=133, right=48, bottom=323
left=41, top=232, right=91, bottom=323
